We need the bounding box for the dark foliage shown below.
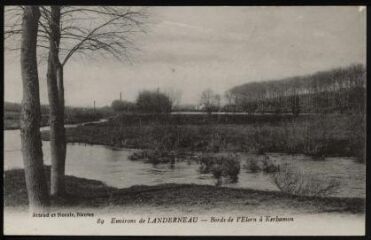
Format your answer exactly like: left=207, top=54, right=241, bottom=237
left=199, top=154, right=240, bottom=184
left=136, top=90, right=172, bottom=113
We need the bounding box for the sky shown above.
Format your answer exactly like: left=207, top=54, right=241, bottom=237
left=4, top=6, right=366, bottom=107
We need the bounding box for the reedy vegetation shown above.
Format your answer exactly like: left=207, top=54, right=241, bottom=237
left=47, top=113, right=365, bottom=163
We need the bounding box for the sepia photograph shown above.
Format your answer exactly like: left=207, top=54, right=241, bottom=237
left=3, top=5, right=367, bottom=236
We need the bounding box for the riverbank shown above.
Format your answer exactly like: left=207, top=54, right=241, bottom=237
left=4, top=103, right=113, bottom=130
left=4, top=117, right=104, bottom=130
left=4, top=167, right=365, bottom=214
left=40, top=113, right=365, bottom=162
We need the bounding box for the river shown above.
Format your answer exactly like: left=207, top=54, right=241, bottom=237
left=3, top=123, right=365, bottom=198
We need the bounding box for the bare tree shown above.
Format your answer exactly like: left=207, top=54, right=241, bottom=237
left=224, top=90, right=235, bottom=105
left=46, top=6, right=147, bottom=195
left=6, top=6, right=147, bottom=196
left=164, top=87, right=182, bottom=107
left=19, top=6, right=49, bottom=209
left=46, top=6, right=65, bottom=195
left=200, top=89, right=220, bottom=114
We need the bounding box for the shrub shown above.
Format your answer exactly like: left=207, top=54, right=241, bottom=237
left=219, top=155, right=240, bottom=183
left=272, top=164, right=340, bottom=197
left=246, top=157, right=261, bottom=173
left=261, top=155, right=280, bottom=173
left=199, top=153, right=240, bottom=184
left=244, top=154, right=280, bottom=173
left=244, top=155, right=262, bottom=173
left=199, top=154, right=215, bottom=174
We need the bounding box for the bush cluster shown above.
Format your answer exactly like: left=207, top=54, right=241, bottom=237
left=199, top=154, right=240, bottom=185
left=272, top=164, right=340, bottom=197
left=244, top=154, right=280, bottom=173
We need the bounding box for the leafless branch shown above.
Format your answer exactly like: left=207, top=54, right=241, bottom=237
left=5, top=6, right=148, bottom=65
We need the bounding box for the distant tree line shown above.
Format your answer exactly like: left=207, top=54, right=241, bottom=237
left=225, top=64, right=366, bottom=115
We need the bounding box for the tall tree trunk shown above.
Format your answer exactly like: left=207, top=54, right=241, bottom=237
left=47, top=6, right=65, bottom=196
left=57, top=62, right=66, bottom=181
left=20, top=6, right=50, bottom=210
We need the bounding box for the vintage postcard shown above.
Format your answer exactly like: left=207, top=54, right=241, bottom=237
left=3, top=6, right=366, bottom=236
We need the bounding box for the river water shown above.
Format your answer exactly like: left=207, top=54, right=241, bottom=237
left=3, top=125, right=365, bottom=198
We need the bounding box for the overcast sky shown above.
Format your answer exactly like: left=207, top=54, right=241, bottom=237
left=5, top=6, right=366, bottom=107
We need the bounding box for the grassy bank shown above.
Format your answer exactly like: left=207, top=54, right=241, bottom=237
left=4, top=167, right=364, bottom=214
left=4, top=112, right=49, bottom=130
left=41, top=113, right=365, bottom=161
left=4, top=107, right=113, bottom=130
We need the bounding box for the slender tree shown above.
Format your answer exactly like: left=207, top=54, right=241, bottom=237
left=43, top=6, right=146, bottom=195
left=19, top=6, right=49, bottom=209
left=46, top=6, right=65, bottom=195
left=6, top=6, right=147, bottom=195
